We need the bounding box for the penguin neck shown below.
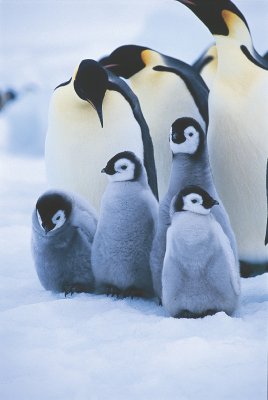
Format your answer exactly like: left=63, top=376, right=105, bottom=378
left=168, top=148, right=211, bottom=198
left=213, top=26, right=255, bottom=86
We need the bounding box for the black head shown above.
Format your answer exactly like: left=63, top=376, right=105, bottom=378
left=174, top=185, right=219, bottom=214
left=73, top=59, right=109, bottom=127
left=101, top=151, right=142, bottom=182
left=36, top=192, right=72, bottom=234
left=170, top=117, right=205, bottom=156
left=100, top=45, right=149, bottom=79
left=177, top=0, right=249, bottom=36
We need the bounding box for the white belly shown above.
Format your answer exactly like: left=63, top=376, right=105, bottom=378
left=45, top=89, right=143, bottom=211
left=131, top=70, right=206, bottom=200
left=208, top=79, right=268, bottom=262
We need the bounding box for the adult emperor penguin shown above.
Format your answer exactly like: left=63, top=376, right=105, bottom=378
left=162, top=186, right=240, bottom=318
left=100, top=45, right=209, bottom=199
left=192, top=44, right=218, bottom=89
left=150, top=117, right=238, bottom=300
left=91, top=151, right=158, bottom=298
left=176, top=0, right=268, bottom=275
left=45, top=59, right=158, bottom=211
left=32, top=190, right=97, bottom=295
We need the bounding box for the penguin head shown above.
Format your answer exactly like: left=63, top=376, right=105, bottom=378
left=36, top=192, right=72, bottom=234
left=174, top=185, right=219, bottom=215
left=101, top=151, right=142, bottom=182
left=177, top=0, right=249, bottom=37
left=73, top=59, right=109, bottom=127
left=169, top=117, right=204, bottom=155
left=100, top=45, right=149, bottom=78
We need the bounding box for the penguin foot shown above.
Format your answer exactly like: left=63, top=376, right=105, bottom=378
left=240, top=260, right=268, bottom=278
left=106, top=285, right=122, bottom=298
left=122, top=287, right=146, bottom=299
left=64, top=283, right=92, bottom=297
left=177, top=309, right=218, bottom=319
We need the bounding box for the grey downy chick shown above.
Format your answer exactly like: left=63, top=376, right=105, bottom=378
left=91, top=151, right=158, bottom=298
left=32, top=190, right=97, bottom=295
left=162, top=185, right=240, bottom=318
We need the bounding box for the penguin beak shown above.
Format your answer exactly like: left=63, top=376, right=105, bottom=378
left=95, top=104, right=104, bottom=128
left=43, top=225, right=51, bottom=234
left=179, top=0, right=197, bottom=5
left=212, top=200, right=219, bottom=207
left=103, top=63, right=120, bottom=69
left=86, top=99, right=104, bottom=128
left=101, top=168, right=106, bottom=173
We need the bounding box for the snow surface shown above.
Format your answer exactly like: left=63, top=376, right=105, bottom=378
left=0, top=1, right=268, bottom=399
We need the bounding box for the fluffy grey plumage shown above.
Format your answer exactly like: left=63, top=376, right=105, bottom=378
left=32, top=189, right=97, bottom=295
left=150, top=117, right=238, bottom=300
left=91, top=151, right=158, bottom=298
left=162, top=187, right=240, bottom=318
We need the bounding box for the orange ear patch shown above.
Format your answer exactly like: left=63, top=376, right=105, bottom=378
left=221, top=9, right=236, bottom=30
left=141, top=49, right=162, bottom=66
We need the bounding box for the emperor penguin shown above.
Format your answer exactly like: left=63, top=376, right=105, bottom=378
left=162, top=186, right=240, bottom=318
left=91, top=151, right=158, bottom=298
left=32, top=190, right=97, bottom=295
left=176, top=0, right=268, bottom=274
left=45, top=59, right=158, bottom=211
left=100, top=45, right=209, bottom=199
left=192, top=44, right=218, bottom=89
left=150, top=117, right=238, bottom=300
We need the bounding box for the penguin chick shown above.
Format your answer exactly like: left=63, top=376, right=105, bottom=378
left=91, top=151, right=158, bottom=298
left=192, top=44, right=218, bottom=89
left=32, top=190, right=97, bottom=295
left=176, top=0, right=268, bottom=274
left=162, top=186, right=240, bottom=318
left=150, top=117, right=238, bottom=300
left=100, top=45, right=208, bottom=199
left=45, top=59, right=158, bottom=211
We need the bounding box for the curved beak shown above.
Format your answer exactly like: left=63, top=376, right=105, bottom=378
left=87, top=100, right=103, bottom=128
left=101, top=168, right=106, bottom=173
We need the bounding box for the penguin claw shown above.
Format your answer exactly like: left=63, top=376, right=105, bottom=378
left=123, top=287, right=145, bottom=299
left=64, top=283, right=92, bottom=297
left=106, top=285, right=122, bottom=298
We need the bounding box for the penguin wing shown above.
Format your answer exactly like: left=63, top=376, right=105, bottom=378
left=240, top=46, right=268, bottom=71
left=153, top=64, right=209, bottom=127
left=54, top=77, right=72, bottom=91
left=265, top=159, right=268, bottom=246
left=192, top=44, right=215, bottom=74
left=214, top=221, right=240, bottom=296
left=107, top=70, right=158, bottom=200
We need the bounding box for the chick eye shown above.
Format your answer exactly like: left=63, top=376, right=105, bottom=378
left=56, top=216, right=60, bottom=220
left=192, top=199, right=198, bottom=203
left=188, top=132, right=194, bottom=137
left=121, top=165, right=127, bottom=170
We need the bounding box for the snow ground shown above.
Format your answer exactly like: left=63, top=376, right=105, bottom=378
left=0, top=1, right=268, bottom=399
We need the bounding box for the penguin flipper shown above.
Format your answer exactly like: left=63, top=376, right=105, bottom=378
left=192, top=44, right=215, bottom=74
left=107, top=70, right=159, bottom=199
left=153, top=65, right=209, bottom=128
left=265, top=159, right=268, bottom=246
left=240, top=46, right=268, bottom=71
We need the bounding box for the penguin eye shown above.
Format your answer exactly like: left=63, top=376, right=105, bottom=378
left=188, top=132, right=194, bottom=137
left=56, top=216, right=60, bottom=220
left=121, top=165, right=127, bottom=170
left=192, top=199, right=198, bottom=204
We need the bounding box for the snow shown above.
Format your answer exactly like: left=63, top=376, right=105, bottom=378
left=0, top=1, right=268, bottom=399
